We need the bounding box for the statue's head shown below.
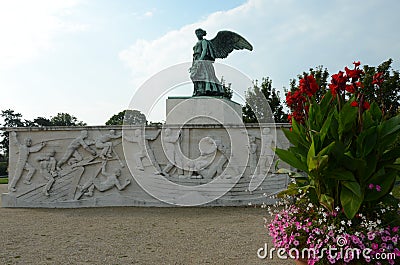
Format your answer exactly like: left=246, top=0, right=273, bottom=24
left=195, top=28, right=206, bottom=39
left=164, top=128, right=171, bottom=136
left=81, top=130, right=88, bottom=138
left=109, top=129, right=115, bottom=135
left=25, top=137, right=32, bottom=147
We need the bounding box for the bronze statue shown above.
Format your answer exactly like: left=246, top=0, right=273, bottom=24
left=190, top=29, right=253, bottom=97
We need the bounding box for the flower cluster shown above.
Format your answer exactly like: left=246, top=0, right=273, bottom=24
left=286, top=75, right=318, bottom=124
left=267, top=191, right=400, bottom=265
left=286, top=61, right=384, bottom=124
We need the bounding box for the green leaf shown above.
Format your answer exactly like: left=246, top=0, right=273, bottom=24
left=319, top=112, right=333, bottom=144
left=326, top=169, right=356, bottom=182
left=365, top=170, right=397, bottom=201
left=320, top=194, right=334, bottom=212
left=342, top=181, right=362, bottom=197
left=307, top=137, right=317, bottom=171
left=368, top=102, right=382, bottom=122
left=380, top=115, right=400, bottom=138
left=338, top=102, right=358, bottom=137
left=341, top=186, right=363, bottom=219
left=356, top=126, right=377, bottom=157
left=275, top=148, right=309, bottom=173
left=282, top=128, right=309, bottom=150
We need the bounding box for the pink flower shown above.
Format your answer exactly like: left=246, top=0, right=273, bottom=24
left=375, top=185, right=381, bottom=192
left=368, top=183, right=375, bottom=190
left=371, top=243, right=379, bottom=250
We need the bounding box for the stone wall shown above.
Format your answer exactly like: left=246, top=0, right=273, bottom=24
left=1, top=124, right=291, bottom=208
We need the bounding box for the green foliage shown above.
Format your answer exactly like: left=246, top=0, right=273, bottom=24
left=49, top=113, right=86, bottom=126
left=242, top=77, right=287, bottom=123
left=0, top=109, right=25, bottom=158
left=362, top=59, right=400, bottom=118
left=0, top=161, right=7, bottom=176
left=220, top=77, right=233, bottom=100
left=279, top=96, right=400, bottom=218
left=106, top=110, right=147, bottom=126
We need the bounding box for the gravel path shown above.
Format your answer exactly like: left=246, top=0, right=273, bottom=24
left=0, top=185, right=287, bottom=265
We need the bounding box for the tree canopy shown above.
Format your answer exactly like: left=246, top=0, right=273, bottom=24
left=105, top=110, right=147, bottom=125
left=242, top=77, right=287, bottom=123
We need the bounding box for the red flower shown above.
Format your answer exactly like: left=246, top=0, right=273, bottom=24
left=355, top=81, right=363, bottom=88
left=299, top=75, right=319, bottom=97
left=345, top=66, right=363, bottom=79
left=351, top=101, right=358, bottom=107
left=329, top=71, right=347, bottom=96
left=353, top=61, right=361, bottom=67
left=372, top=72, right=384, bottom=86
left=363, top=101, right=370, bottom=110
left=345, top=84, right=356, bottom=94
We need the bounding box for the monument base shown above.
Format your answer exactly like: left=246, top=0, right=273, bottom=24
left=166, top=96, right=243, bottom=125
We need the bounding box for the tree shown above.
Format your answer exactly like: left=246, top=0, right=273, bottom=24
left=49, top=113, right=86, bottom=126
left=0, top=109, right=25, bottom=158
left=221, top=77, right=233, bottom=100
left=33, top=117, right=52, bottom=127
left=106, top=110, right=147, bottom=125
left=362, top=59, right=400, bottom=118
left=242, top=77, right=287, bottom=123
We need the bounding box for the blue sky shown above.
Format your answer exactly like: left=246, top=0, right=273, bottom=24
left=1, top=0, right=400, bottom=125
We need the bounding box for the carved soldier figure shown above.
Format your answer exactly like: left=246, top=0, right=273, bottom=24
left=257, top=127, right=276, bottom=175
left=248, top=135, right=258, bottom=175
left=95, top=129, right=122, bottom=159
left=162, top=128, right=183, bottom=176
left=80, top=161, right=130, bottom=196
left=9, top=131, right=46, bottom=192
left=57, top=130, right=96, bottom=168
left=124, top=129, right=161, bottom=173
left=36, top=149, right=58, bottom=196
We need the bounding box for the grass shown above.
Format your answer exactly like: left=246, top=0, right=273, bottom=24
left=0, top=178, right=8, bottom=184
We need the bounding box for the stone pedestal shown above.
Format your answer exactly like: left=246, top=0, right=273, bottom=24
left=166, top=96, right=243, bottom=125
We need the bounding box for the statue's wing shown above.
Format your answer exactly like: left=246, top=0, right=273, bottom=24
left=210, top=31, right=253, bottom=59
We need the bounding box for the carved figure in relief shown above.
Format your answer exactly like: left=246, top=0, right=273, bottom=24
left=257, top=127, right=276, bottom=175
left=57, top=130, right=96, bottom=168
left=162, top=128, right=183, bottom=176
left=36, top=149, right=58, bottom=196
left=95, top=129, right=122, bottom=159
left=9, top=131, right=46, bottom=192
left=248, top=135, right=258, bottom=175
left=79, top=161, right=130, bottom=196
left=124, top=129, right=161, bottom=173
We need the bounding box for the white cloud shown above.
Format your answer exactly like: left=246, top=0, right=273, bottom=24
left=119, top=0, right=400, bottom=96
left=0, top=0, right=87, bottom=68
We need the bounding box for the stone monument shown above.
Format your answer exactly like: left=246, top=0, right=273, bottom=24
left=1, top=29, right=291, bottom=208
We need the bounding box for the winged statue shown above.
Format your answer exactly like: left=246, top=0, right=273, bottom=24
left=189, top=28, right=253, bottom=97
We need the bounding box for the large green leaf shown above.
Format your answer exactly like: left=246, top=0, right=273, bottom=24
left=340, top=186, right=363, bottom=219
left=326, top=169, right=356, bottom=182
left=307, top=137, right=317, bottom=171
left=282, top=128, right=309, bottom=150
left=368, top=102, right=382, bottom=122
left=320, top=194, right=334, bottom=212
left=338, top=102, right=358, bottom=137
left=365, top=170, right=397, bottom=201
left=380, top=115, right=400, bottom=138
left=356, top=126, right=377, bottom=157
left=275, top=148, right=309, bottom=173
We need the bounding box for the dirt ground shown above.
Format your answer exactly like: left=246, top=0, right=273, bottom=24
left=0, top=185, right=289, bottom=265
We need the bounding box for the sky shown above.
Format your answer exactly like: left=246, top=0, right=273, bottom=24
left=1, top=0, right=400, bottom=125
